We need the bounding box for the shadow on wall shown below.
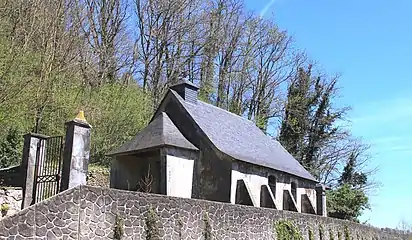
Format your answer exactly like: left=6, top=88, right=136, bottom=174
left=235, top=179, right=253, bottom=206
left=260, top=185, right=276, bottom=209
left=283, top=190, right=298, bottom=212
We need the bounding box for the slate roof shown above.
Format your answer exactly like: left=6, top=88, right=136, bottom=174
left=170, top=79, right=199, bottom=89
left=170, top=90, right=317, bottom=182
left=109, top=112, right=198, bottom=156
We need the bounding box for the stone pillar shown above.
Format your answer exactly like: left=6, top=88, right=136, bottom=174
left=21, top=133, right=47, bottom=209
left=315, top=184, right=327, bottom=217
left=60, top=111, right=92, bottom=192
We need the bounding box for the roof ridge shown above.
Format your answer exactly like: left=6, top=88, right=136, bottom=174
left=159, top=112, right=167, bottom=145
left=177, top=92, right=255, bottom=125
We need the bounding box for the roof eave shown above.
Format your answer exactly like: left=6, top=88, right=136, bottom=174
left=227, top=155, right=318, bottom=183
left=107, top=144, right=199, bottom=157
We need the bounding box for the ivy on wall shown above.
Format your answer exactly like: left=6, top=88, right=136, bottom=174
left=308, top=228, right=314, bottom=240
left=344, top=225, right=351, bottom=240
left=113, top=214, right=124, bottom=240
left=145, top=206, right=161, bottom=240
left=177, top=216, right=184, bottom=239
left=329, top=229, right=335, bottom=240
left=319, top=225, right=324, bottom=240
left=203, top=212, right=212, bottom=240
left=274, top=220, right=303, bottom=240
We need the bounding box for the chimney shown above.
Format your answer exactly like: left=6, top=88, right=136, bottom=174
left=170, top=79, right=199, bottom=104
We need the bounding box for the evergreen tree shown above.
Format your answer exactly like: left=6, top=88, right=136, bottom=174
left=338, top=151, right=368, bottom=188
left=328, top=150, right=370, bottom=222
left=327, top=184, right=370, bottom=222
left=278, top=64, right=344, bottom=179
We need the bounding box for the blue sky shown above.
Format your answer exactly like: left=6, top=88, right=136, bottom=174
left=244, top=0, right=412, bottom=228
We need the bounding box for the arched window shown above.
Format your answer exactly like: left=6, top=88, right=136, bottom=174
left=268, top=175, right=276, bottom=196
left=291, top=182, right=297, bottom=201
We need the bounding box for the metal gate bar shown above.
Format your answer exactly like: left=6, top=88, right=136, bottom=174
left=33, top=136, right=63, bottom=203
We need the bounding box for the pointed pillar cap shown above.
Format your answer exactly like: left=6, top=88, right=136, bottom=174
left=67, top=110, right=92, bottom=128
left=75, top=110, right=86, bottom=122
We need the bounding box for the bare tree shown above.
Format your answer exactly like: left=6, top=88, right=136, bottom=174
left=133, top=0, right=206, bottom=106
left=244, top=19, right=300, bottom=132
left=397, top=219, right=412, bottom=234
left=0, top=0, right=84, bottom=132
left=75, top=0, right=131, bottom=86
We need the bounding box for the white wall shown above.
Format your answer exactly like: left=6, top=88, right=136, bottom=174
left=276, top=182, right=290, bottom=208
left=301, top=188, right=317, bottom=211
left=230, top=169, right=268, bottom=206
left=166, top=155, right=194, bottom=199
left=230, top=163, right=316, bottom=212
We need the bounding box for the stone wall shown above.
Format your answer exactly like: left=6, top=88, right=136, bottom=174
left=0, top=185, right=410, bottom=240
left=0, top=187, right=22, bottom=218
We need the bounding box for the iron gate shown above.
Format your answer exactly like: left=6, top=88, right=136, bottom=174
left=33, top=136, right=64, bottom=203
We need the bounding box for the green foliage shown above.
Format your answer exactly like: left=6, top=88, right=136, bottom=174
left=278, top=65, right=346, bottom=179
left=327, top=184, right=370, bottom=222
left=85, top=83, right=152, bottom=165
left=0, top=79, right=152, bottom=166
left=203, top=212, right=212, bottom=240
left=113, top=214, right=124, bottom=240
left=0, top=29, right=153, bottom=166
left=339, top=152, right=367, bottom=188
left=0, top=203, right=9, bottom=217
left=308, top=228, right=314, bottom=240
left=0, top=203, right=9, bottom=211
left=0, top=128, right=22, bottom=168
left=177, top=216, right=183, bottom=239
left=319, top=225, right=324, bottom=240
left=329, top=229, right=335, bottom=240
left=274, top=220, right=303, bottom=240
left=145, top=206, right=160, bottom=240
left=344, top=225, right=350, bottom=240
left=338, top=231, right=342, bottom=240
left=328, top=146, right=371, bottom=222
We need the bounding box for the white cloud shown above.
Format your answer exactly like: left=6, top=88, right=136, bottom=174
left=260, top=0, right=276, bottom=17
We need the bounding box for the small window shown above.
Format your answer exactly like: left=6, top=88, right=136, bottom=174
left=268, top=175, right=276, bottom=196
left=291, top=182, right=297, bottom=201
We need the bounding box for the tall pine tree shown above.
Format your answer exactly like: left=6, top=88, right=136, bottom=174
left=278, top=64, right=344, bottom=179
